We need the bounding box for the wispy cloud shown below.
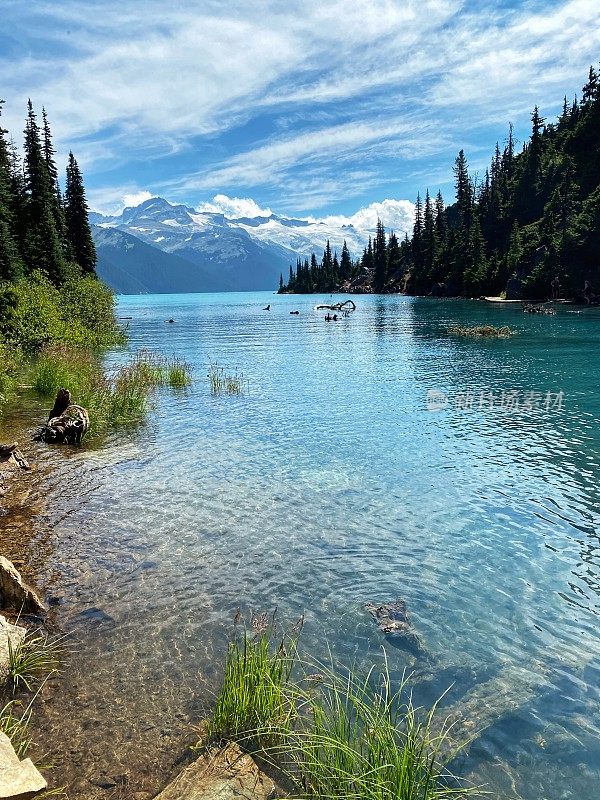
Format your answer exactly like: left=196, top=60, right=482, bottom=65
left=2, top=0, right=598, bottom=214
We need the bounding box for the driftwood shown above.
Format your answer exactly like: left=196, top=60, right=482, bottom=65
left=365, top=599, right=427, bottom=659
left=34, top=388, right=90, bottom=445
left=316, top=300, right=356, bottom=314
left=523, top=302, right=556, bottom=315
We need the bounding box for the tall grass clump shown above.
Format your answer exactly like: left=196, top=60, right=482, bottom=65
left=206, top=616, right=477, bottom=800
left=285, top=659, right=473, bottom=800
left=0, top=340, right=22, bottom=411
left=207, top=610, right=300, bottom=747
left=7, top=630, right=64, bottom=693
left=208, top=362, right=247, bottom=395
left=31, top=346, right=192, bottom=438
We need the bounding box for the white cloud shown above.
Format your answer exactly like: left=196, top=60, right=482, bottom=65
left=197, top=195, right=273, bottom=218
left=2, top=0, right=598, bottom=213
left=174, top=119, right=422, bottom=194
left=122, top=190, right=153, bottom=208
left=321, top=199, right=415, bottom=236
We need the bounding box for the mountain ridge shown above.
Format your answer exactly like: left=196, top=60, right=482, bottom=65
left=91, top=196, right=414, bottom=294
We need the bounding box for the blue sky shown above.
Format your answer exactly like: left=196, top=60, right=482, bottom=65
left=1, top=0, right=599, bottom=226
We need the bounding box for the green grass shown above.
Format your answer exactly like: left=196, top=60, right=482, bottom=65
left=207, top=611, right=298, bottom=747
left=208, top=362, right=247, bottom=395
left=32, top=345, right=193, bottom=439
left=6, top=631, right=63, bottom=693
left=206, top=619, right=477, bottom=800
left=447, top=325, right=515, bottom=338
left=0, top=700, right=32, bottom=758
left=286, top=660, right=473, bottom=800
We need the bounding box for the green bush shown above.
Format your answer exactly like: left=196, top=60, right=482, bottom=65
left=0, top=272, right=124, bottom=352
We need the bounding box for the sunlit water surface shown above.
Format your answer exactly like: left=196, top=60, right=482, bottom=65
left=4, top=292, right=600, bottom=799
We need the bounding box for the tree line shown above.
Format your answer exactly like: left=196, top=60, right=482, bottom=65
left=0, top=99, right=96, bottom=285
left=280, top=65, right=599, bottom=300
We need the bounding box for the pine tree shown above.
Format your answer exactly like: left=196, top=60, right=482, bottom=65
left=42, top=108, right=68, bottom=253
left=64, top=151, right=96, bottom=274
left=22, top=100, right=66, bottom=282
left=0, top=101, right=22, bottom=281
left=340, top=240, right=352, bottom=282
left=422, top=189, right=436, bottom=280
left=386, top=231, right=402, bottom=286
left=372, top=218, right=387, bottom=291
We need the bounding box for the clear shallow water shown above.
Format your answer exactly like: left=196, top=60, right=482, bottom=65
left=11, top=293, right=600, bottom=798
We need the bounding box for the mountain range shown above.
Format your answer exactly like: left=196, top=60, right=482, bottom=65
left=90, top=197, right=413, bottom=293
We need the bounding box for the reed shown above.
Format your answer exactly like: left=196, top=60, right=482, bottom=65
left=32, top=345, right=192, bottom=438
left=6, top=631, right=63, bottom=693
left=207, top=611, right=298, bottom=747
left=284, top=658, right=474, bottom=800
left=0, top=700, right=32, bottom=758
left=206, top=618, right=476, bottom=800
left=208, top=362, right=247, bottom=395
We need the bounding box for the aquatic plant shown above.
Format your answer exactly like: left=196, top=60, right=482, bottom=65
left=167, top=360, right=192, bottom=388
left=207, top=610, right=298, bottom=747
left=206, top=616, right=477, bottom=799
left=6, top=630, right=63, bottom=693
left=208, top=362, right=247, bottom=395
left=447, top=325, right=515, bottom=338
left=285, top=659, right=473, bottom=800
left=32, top=345, right=192, bottom=438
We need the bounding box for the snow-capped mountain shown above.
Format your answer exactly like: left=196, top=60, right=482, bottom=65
left=91, top=196, right=414, bottom=293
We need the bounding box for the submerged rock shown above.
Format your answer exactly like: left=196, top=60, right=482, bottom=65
left=365, top=599, right=427, bottom=659
left=73, top=607, right=115, bottom=628
left=0, top=557, right=45, bottom=616
left=0, top=731, right=47, bottom=798
left=154, top=742, right=277, bottom=800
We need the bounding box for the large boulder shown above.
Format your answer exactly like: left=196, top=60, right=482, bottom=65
left=0, top=615, right=26, bottom=682
left=0, top=732, right=47, bottom=799
left=153, top=742, right=277, bottom=800
left=0, top=558, right=45, bottom=616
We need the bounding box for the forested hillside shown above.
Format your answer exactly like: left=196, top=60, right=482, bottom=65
left=0, top=100, right=122, bottom=410
left=281, top=66, right=600, bottom=300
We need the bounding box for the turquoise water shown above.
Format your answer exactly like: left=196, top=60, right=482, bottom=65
left=29, top=293, right=600, bottom=797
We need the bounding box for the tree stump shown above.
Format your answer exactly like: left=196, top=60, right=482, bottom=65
left=34, top=388, right=90, bottom=445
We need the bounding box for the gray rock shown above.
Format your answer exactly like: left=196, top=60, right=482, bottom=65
left=0, top=731, right=47, bottom=798
left=0, top=558, right=45, bottom=616
left=0, top=615, right=26, bottom=681
left=153, top=742, right=277, bottom=800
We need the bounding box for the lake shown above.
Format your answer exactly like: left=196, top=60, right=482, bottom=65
left=8, top=292, right=600, bottom=799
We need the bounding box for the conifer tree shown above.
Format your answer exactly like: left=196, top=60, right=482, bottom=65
left=372, top=218, right=387, bottom=291
left=64, top=151, right=96, bottom=274
left=422, top=189, right=436, bottom=280
left=386, top=231, right=401, bottom=285
left=42, top=108, right=68, bottom=253
left=22, top=100, right=66, bottom=282
left=0, top=101, right=22, bottom=281
left=340, top=240, right=352, bottom=282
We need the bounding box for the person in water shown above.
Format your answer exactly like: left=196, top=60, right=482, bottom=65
left=263, top=304, right=271, bottom=311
